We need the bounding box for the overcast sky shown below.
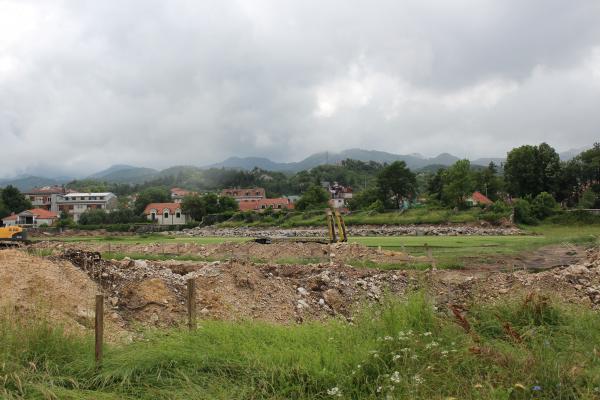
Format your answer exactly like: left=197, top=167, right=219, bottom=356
left=1, top=0, right=599, bottom=178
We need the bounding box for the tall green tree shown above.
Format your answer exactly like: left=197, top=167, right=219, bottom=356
left=0, top=185, right=31, bottom=215
left=376, top=161, right=417, bottom=209
left=473, top=162, right=503, bottom=201
left=134, top=187, right=170, bottom=215
left=504, top=143, right=561, bottom=197
left=442, top=160, right=475, bottom=208
left=295, top=185, right=330, bottom=210
left=182, top=194, right=206, bottom=221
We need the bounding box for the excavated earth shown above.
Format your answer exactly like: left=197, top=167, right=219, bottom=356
left=2, top=246, right=600, bottom=341
left=31, top=240, right=422, bottom=264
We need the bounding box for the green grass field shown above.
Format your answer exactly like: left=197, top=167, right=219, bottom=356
left=2, top=293, right=599, bottom=399
left=37, top=225, right=600, bottom=270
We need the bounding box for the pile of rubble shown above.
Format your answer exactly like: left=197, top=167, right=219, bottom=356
left=175, top=224, right=523, bottom=238
left=3, top=246, right=598, bottom=334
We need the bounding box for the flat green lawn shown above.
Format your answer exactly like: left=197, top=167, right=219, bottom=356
left=351, top=225, right=600, bottom=266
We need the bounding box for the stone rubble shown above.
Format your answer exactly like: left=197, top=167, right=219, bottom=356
left=174, top=224, right=523, bottom=238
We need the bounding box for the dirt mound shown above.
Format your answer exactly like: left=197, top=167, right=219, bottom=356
left=4, top=247, right=599, bottom=332
left=0, top=249, right=126, bottom=340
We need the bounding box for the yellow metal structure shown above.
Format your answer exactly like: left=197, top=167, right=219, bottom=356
left=326, top=209, right=347, bottom=243
left=0, top=226, right=28, bottom=246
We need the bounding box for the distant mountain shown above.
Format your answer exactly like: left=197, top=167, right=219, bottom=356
left=0, top=176, right=66, bottom=191
left=471, top=157, right=505, bottom=167
left=559, top=147, right=589, bottom=161
left=87, top=164, right=158, bottom=184
left=206, top=148, right=492, bottom=172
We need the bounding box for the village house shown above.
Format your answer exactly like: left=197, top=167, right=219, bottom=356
left=467, top=191, right=493, bottom=206
left=143, top=202, right=189, bottom=225
left=23, top=186, right=68, bottom=212
left=237, top=198, right=294, bottom=212
left=170, top=188, right=197, bottom=203
left=221, top=188, right=266, bottom=203
left=323, top=182, right=353, bottom=209
left=56, top=192, right=118, bottom=222
left=2, top=208, right=59, bottom=227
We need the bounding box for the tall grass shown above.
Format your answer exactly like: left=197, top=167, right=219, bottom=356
left=1, top=293, right=599, bottom=399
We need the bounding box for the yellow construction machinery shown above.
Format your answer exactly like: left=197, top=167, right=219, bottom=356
left=326, top=209, right=348, bottom=243
left=0, top=226, right=29, bottom=247
left=254, top=208, right=347, bottom=244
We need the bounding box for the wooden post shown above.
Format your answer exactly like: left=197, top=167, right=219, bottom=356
left=95, top=294, right=104, bottom=366
left=187, top=279, right=196, bottom=330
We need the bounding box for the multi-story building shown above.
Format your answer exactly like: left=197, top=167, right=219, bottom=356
left=56, top=192, right=118, bottom=222
left=23, top=186, right=67, bottom=212
left=221, top=187, right=266, bottom=202
left=237, top=198, right=294, bottom=212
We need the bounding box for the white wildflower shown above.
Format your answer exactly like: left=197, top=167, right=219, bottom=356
left=411, top=354, right=418, bottom=360
left=400, top=347, right=410, bottom=353
left=413, top=374, right=424, bottom=385
left=384, top=335, right=394, bottom=341
left=422, top=332, right=432, bottom=337
left=393, top=354, right=402, bottom=361
left=390, top=371, right=401, bottom=384
left=327, top=387, right=342, bottom=397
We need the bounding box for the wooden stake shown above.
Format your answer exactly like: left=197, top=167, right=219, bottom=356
left=95, top=294, right=104, bottom=366
left=187, top=279, right=196, bottom=330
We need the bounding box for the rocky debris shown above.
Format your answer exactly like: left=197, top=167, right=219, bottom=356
left=5, top=246, right=600, bottom=331
left=174, top=224, right=523, bottom=238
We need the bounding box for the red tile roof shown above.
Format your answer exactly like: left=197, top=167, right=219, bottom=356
left=471, top=191, right=493, bottom=205
left=143, top=203, right=182, bottom=215
left=28, top=208, right=59, bottom=219
left=170, top=188, right=193, bottom=197
left=2, top=209, right=58, bottom=221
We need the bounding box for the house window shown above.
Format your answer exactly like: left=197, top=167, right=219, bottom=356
left=164, top=212, right=169, bottom=219
left=176, top=212, right=181, bottom=218
left=151, top=212, right=156, bottom=221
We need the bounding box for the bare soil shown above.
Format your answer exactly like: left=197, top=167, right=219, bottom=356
left=2, top=246, right=599, bottom=341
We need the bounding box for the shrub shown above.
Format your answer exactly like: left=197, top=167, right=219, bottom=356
left=513, top=198, right=537, bottom=224
left=530, top=192, right=558, bottom=220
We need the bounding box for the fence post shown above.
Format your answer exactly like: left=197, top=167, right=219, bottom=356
left=95, top=294, right=104, bottom=367
left=187, top=279, right=196, bottom=330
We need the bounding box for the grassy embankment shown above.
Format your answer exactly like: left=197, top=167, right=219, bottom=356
left=1, top=293, right=599, bottom=399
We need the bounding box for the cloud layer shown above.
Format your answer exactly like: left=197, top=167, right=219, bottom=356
left=1, top=0, right=599, bottom=177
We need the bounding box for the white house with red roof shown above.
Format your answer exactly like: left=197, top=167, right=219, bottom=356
left=2, top=208, right=59, bottom=227
left=143, top=202, right=189, bottom=225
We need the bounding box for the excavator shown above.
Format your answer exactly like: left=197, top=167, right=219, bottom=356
left=254, top=208, right=347, bottom=244
left=0, top=225, right=29, bottom=247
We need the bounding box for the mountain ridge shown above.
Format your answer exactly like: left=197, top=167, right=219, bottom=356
left=0, top=147, right=588, bottom=190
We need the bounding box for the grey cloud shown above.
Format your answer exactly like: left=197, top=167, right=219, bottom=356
left=0, top=0, right=599, bottom=177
